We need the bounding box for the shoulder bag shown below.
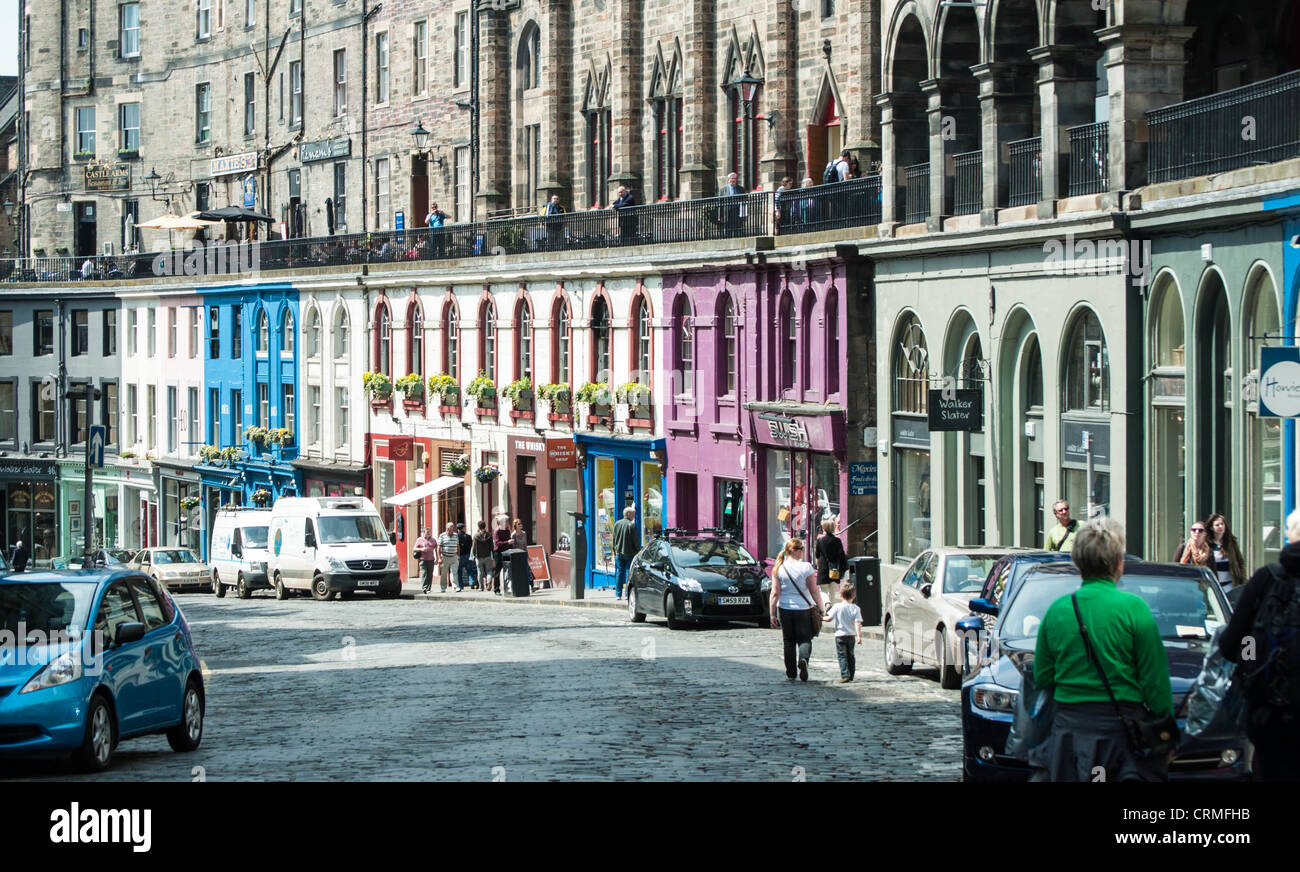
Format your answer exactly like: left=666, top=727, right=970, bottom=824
left=783, top=564, right=822, bottom=637
left=1070, top=593, right=1179, bottom=762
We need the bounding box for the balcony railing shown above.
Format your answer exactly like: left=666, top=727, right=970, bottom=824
left=1068, top=122, right=1109, bottom=196
left=0, top=190, right=773, bottom=284
left=775, top=174, right=882, bottom=234
left=953, top=150, right=982, bottom=216
left=1008, top=137, right=1042, bottom=207
left=904, top=162, right=930, bottom=224
left=1147, top=69, right=1300, bottom=184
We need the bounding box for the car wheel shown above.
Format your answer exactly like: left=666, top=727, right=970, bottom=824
left=213, top=571, right=225, bottom=598
left=937, top=631, right=962, bottom=689
left=664, top=593, right=683, bottom=630
left=274, top=572, right=288, bottom=600
left=884, top=618, right=912, bottom=675
left=236, top=574, right=251, bottom=600
left=73, top=693, right=115, bottom=773
left=166, top=679, right=204, bottom=752
left=311, top=574, right=333, bottom=601
left=628, top=586, right=646, bottom=623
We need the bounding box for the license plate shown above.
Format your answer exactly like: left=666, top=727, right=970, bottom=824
left=357, top=579, right=380, bottom=587
left=717, top=596, right=750, bottom=606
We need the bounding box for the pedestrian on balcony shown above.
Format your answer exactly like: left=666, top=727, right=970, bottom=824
left=773, top=176, right=794, bottom=233
left=492, top=515, right=512, bottom=595
left=473, top=521, right=495, bottom=592
left=426, top=202, right=448, bottom=258
left=437, top=522, right=461, bottom=593
left=612, top=185, right=638, bottom=243
left=716, top=172, right=748, bottom=235
left=768, top=537, right=823, bottom=682
left=798, top=177, right=819, bottom=226
left=1029, top=517, right=1173, bottom=782
left=413, top=528, right=438, bottom=594
left=1175, top=521, right=1214, bottom=569
left=544, top=195, right=566, bottom=251
left=815, top=517, right=848, bottom=613
left=456, top=522, right=476, bottom=590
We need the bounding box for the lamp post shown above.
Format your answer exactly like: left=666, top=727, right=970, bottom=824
left=736, top=69, right=762, bottom=189
left=410, top=119, right=445, bottom=170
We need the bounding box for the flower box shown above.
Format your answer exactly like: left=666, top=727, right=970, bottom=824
left=547, top=413, right=573, bottom=424
left=370, top=398, right=393, bottom=413
left=587, top=414, right=614, bottom=429
left=402, top=399, right=426, bottom=414
left=438, top=404, right=460, bottom=417
left=628, top=415, right=654, bottom=429
left=510, top=409, right=534, bottom=421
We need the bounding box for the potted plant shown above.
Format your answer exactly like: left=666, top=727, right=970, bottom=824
left=466, top=370, right=496, bottom=412
left=250, top=487, right=272, bottom=507
left=502, top=377, right=533, bottom=417
left=617, top=381, right=653, bottom=425
left=117, top=147, right=139, bottom=160
left=180, top=495, right=200, bottom=511
left=119, top=449, right=137, bottom=460
left=474, top=463, right=501, bottom=483
left=198, top=445, right=220, bottom=463
left=267, top=427, right=293, bottom=445
left=244, top=425, right=269, bottom=447
left=428, top=373, right=459, bottom=407
left=395, top=373, right=425, bottom=411
left=448, top=453, right=472, bottom=476
left=220, top=447, right=240, bottom=463
left=537, top=383, right=572, bottom=422
left=362, top=371, right=394, bottom=406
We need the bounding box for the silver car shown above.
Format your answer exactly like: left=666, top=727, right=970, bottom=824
left=130, top=547, right=211, bottom=592
left=883, top=547, right=1020, bottom=689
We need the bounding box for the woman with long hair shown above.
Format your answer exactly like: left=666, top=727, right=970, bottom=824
left=1205, top=513, right=1247, bottom=588
left=768, top=538, right=823, bottom=682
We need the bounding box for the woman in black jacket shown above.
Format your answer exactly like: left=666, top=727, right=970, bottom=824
left=814, top=518, right=848, bottom=614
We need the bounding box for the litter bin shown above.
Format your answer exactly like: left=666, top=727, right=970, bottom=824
left=504, top=548, right=531, bottom=597
left=849, top=556, right=881, bottom=626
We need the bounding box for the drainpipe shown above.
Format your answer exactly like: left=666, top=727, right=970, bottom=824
left=361, top=4, right=382, bottom=233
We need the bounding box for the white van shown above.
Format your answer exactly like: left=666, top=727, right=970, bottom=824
left=266, top=496, right=401, bottom=600
left=210, top=507, right=273, bottom=599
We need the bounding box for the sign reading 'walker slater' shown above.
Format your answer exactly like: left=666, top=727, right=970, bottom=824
left=1259, top=346, right=1300, bottom=417
left=84, top=163, right=131, bottom=191
left=300, top=137, right=352, bottom=163
left=927, top=389, right=983, bottom=431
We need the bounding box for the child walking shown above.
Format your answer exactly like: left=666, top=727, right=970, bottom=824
left=827, top=584, right=863, bottom=682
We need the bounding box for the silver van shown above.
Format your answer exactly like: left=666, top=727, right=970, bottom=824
left=210, top=507, right=273, bottom=599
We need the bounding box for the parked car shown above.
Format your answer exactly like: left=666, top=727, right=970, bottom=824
left=627, top=534, right=771, bottom=629
left=959, top=561, right=1251, bottom=782
left=129, top=547, right=210, bottom=593
left=0, top=569, right=205, bottom=771
left=883, top=547, right=1020, bottom=688
left=266, top=496, right=400, bottom=600
left=68, top=549, right=136, bottom=571
left=209, top=508, right=273, bottom=599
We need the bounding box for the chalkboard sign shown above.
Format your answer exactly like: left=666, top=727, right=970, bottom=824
left=928, top=389, right=983, bottom=431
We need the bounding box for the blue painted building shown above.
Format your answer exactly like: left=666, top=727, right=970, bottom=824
left=198, top=281, right=302, bottom=557
left=574, top=432, right=666, bottom=590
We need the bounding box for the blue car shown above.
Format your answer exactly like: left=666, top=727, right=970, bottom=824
left=0, top=569, right=205, bottom=772
left=959, top=561, right=1252, bottom=782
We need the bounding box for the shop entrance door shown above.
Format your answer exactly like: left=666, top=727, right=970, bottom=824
left=75, top=203, right=97, bottom=258
left=675, top=472, right=698, bottom=531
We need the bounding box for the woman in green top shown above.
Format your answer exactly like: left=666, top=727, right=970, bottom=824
left=1028, top=517, right=1173, bottom=782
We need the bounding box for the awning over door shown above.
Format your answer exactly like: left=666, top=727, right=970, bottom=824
left=384, top=476, right=464, bottom=507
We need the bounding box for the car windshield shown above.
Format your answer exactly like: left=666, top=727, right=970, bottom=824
left=153, top=550, right=198, bottom=564
left=669, top=540, right=758, bottom=568
left=0, top=582, right=97, bottom=636
left=944, top=556, right=1002, bottom=593
left=106, top=550, right=134, bottom=563
left=319, top=515, right=388, bottom=544
left=242, top=526, right=269, bottom=549
left=1001, top=573, right=1228, bottom=642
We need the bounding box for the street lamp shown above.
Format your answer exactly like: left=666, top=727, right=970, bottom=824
left=146, top=168, right=168, bottom=204
left=2, top=199, right=13, bottom=220
left=735, top=69, right=763, bottom=189
left=410, top=119, right=444, bottom=170
left=736, top=69, right=761, bottom=107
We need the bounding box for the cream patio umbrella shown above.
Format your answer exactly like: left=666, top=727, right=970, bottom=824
left=136, top=211, right=223, bottom=251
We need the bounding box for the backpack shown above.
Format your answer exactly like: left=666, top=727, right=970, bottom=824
left=822, top=160, right=840, bottom=185
left=1239, top=564, right=1300, bottom=714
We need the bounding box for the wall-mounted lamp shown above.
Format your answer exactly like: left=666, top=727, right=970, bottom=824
left=762, top=110, right=778, bottom=131
left=410, top=119, right=445, bottom=170
left=146, top=168, right=169, bottom=204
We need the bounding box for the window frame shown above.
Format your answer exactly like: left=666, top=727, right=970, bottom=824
left=71, top=309, right=89, bottom=357
left=480, top=299, right=497, bottom=382
left=119, top=102, right=140, bottom=152
left=289, top=61, right=302, bottom=127
left=34, top=309, right=54, bottom=357
left=196, top=83, right=211, bottom=143
left=333, top=48, right=347, bottom=117
left=75, top=107, right=96, bottom=157
left=412, top=21, right=427, bottom=97
left=244, top=71, right=256, bottom=137
left=119, top=2, right=140, bottom=59
left=0, top=379, right=17, bottom=447
left=375, top=32, right=390, bottom=105
left=103, top=309, right=117, bottom=357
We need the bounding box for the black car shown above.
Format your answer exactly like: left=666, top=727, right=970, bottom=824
left=958, top=561, right=1252, bottom=781
left=626, top=535, right=770, bottom=629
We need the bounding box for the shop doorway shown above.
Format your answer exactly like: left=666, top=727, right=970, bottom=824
left=75, top=203, right=97, bottom=258
left=517, top=455, right=537, bottom=544
left=675, top=472, right=698, bottom=531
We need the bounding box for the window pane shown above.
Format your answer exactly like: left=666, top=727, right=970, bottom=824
left=895, top=449, right=931, bottom=560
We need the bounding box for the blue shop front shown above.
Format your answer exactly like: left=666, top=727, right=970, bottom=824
left=574, top=433, right=665, bottom=590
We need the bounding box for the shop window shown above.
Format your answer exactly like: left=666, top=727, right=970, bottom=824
left=1063, top=309, right=1109, bottom=412
left=1244, top=272, right=1282, bottom=566
left=553, top=468, right=577, bottom=553
left=892, top=314, right=930, bottom=560
left=640, top=462, right=663, bottom=544
left=594, top=457, right=616, bottom=575
left=1149, top=279, right=1186, bottom=560
left=716, top=478, right=744, bottom=542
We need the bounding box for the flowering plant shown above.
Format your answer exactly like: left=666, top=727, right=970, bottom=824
left=180, top=496, right=200, bottom=511
left=244, top=425, right=269, bottom=442
left=448, top=453, right=472, bottom=475
left=537, top=383, right=571, bottom=406
left=466, top=371, right=496, bottom=402
left=267, top=427, right=293, bottom=445
left=395, top=373, right=425, bottom=398
left=474, top=464, right=501, bottom=483
left=362, top=371, right=393, bottom=399
left=576, top=381, right=612, bottom=406
left=616, top=382, right=652, bottom=406
left=428, top=373, right=459, bottom=404
left=501, top=377, right=532, bottom=404
left=251, top=488, right=272, bottom=506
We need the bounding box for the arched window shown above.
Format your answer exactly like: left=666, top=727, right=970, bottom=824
left=1244, top=269, right=1282, bottom=566
left=717, top=294, right=737, bottom=396
left=520, top=24, right=541, bottom=90
left=306, top=308, right=321, bottom=359
left=256, top=309, right=268, bottom=354
left=1063, top=309, right=1108, bottom=412
left=590, top=296, right=611, bottom=383
left=376, top=303, right=391, bottom=376
left=1149, top=278, right=1186, bottom=560
left=516, top=298, right=532, bottom=381
left=553, top=299, right=571, bottom=385
left=480, top=299, right=496, bottom=380
left=778, top=291, right=796, bottom=392
left=892, top=314, right=929, bottom=560
left=825, top=289, right=839, bottom=395
left=333, top=306, right=349, bottom=360
left=630, top=295, right=651, bottom=384
left=444, top=302, right=460, bottom=379
left=800, top=292, right=815, bottom=389
left=673, top=295, right=694, bottom=396
left=408, top=303, right=423, bottom=375
left=280, top=310, right=294, bottom=355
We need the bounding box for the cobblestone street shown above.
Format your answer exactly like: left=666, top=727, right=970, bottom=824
left=2, top=594, right=961, bottom=782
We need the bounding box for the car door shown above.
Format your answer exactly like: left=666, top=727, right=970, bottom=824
left=92, top=580, right=150, bottom=736
left=640, top=541, right=669, bottom=615
left=913, top=554, right=946, bottom=663
left=896, top=551, right=935, bottom=658
left=126, top=575, right=183, bottom=727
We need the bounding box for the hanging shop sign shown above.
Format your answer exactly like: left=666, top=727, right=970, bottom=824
left=387, top=436, right=414, bottom=461
left=546, top=438, right=577, bottom=469
left=927, top=389, right=983, bottom=431
left=1259, top=346, right=1300, bottom=418
left=750, top=412, right=840, bottom=452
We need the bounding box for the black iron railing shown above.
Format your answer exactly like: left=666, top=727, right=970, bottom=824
left=1068, top=122, right=1109, bottom=196
left=775, top=174, right=882, bottom=234
left=1, top=191, right=774, bottom=284
left=953, top=150, right=983, bottom=216
left=1147, top=69, right=1300, bottom=184
left=1008, top=137, right=1042, bottom=207
left=904, top=162, right=930, bottom=224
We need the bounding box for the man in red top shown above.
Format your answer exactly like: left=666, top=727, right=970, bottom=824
left=413, top=528, right=438, bottom=594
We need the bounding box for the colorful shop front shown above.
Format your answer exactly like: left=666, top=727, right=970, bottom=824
left=0, top=458, right=59, bottom=566
left=574, top=432, right=665, bottom=591
left=58, top=457, right=155, bottom=559
left=370, top=433, right=471, bottom=581
left=506, top=434, right=579, bottom=587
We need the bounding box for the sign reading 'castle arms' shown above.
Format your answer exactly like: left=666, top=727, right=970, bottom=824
left=85, top=164, right=131, bottom=191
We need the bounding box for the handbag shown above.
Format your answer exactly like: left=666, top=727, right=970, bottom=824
left=783, top=565, right=822, bottom=637
left=1070, top=593, right=1180, bottom=761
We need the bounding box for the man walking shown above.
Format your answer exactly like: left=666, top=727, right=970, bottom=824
left=413, top=528, right=438, bottom=594
left=437, top=522, right=461, bottom=593
left=473, top=521, right=495, bottom=593
left=1044, top=500, right=1079, bottom=553
left=456, top=522, right=476, bottom=589
left=11, top=539, right=29, bottom=572
left=611, top=506, right=640, bottom=601
left=773, top=176, right=794, bottom=233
